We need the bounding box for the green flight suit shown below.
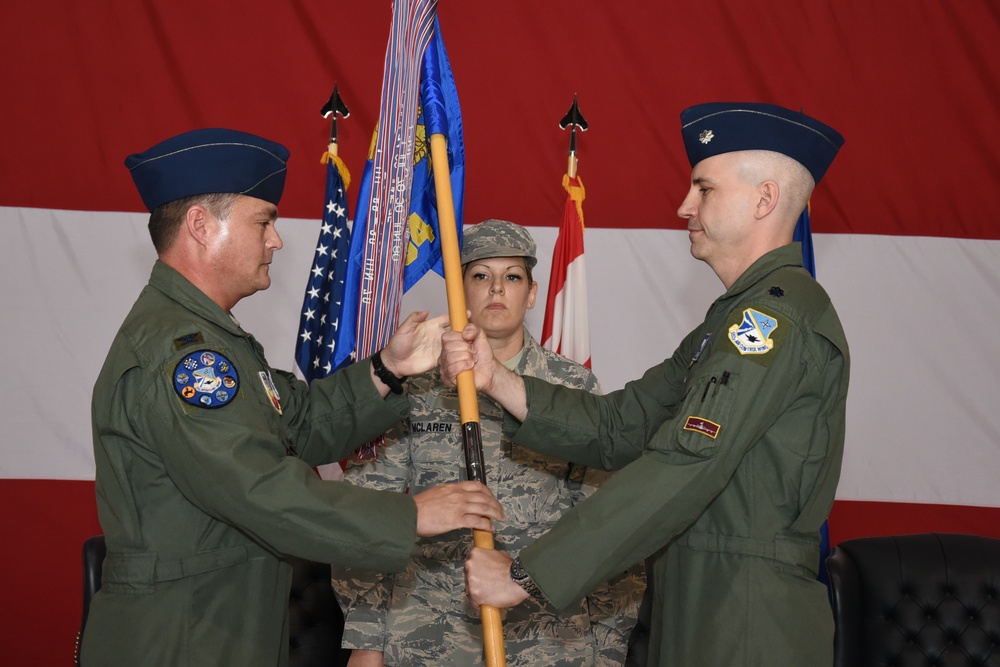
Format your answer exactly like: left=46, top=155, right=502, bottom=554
left=508, top=244, right=850, bottom=666
left=82, top=261, right=418, bottom=667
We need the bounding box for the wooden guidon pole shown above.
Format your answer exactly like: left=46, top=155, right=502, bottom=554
left=429, top=132, right=507, bottom=667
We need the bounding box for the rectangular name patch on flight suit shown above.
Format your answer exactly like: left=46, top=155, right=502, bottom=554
left=683, top=416, right=721, bottom=439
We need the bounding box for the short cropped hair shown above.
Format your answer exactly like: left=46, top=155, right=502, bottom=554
left=148, top=192, right=241, bottom=254
left=737, top=151, right=815, bottom=223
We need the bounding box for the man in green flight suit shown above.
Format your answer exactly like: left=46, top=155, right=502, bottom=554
left=445, top=102, right=850, bottom=666
left=82, top=128, right=504, bottom=666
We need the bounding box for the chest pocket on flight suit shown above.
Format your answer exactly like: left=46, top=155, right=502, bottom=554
left=669, top=368, right=741, bottom=458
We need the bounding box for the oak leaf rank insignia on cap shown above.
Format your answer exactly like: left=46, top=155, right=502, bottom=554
left=174, top=350, right=239, bottom=408
left=680, top=102, right=844, bottom=184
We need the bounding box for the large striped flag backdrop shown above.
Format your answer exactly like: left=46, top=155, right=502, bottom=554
left=3, top=3, right=1000, bottom=664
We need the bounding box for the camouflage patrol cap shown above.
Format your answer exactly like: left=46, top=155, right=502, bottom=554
left=461, top=219, right=537, bottom=269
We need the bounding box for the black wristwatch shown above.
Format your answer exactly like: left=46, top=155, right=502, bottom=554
left=509, top=556, right=544, bottom=601
left=371, top=350, right=407, bottom=394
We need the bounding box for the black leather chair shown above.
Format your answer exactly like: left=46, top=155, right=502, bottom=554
left=76, top=535, right=350, bottom=667
left=287, top=557, right=351, bottom=667
left=74, top=535, right=107, bottom=665
left=826, top=533, right=1000, bottom=667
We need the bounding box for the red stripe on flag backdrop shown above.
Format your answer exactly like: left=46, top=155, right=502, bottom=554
left=2, top=1, right=999, bottom=238
left=3, top=2, right=1000, bottom=665
left=4, top=478, right=999, bottom=659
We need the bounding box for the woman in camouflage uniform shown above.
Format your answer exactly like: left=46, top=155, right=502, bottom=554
left=333, top=219, right=643, bottom=666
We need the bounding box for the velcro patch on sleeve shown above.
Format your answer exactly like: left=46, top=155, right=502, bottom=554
left=173, top=350, right=239, bottom=408
left=683, top=416, right=721, bottom=439
left=173, top=331, right=205, bottom=350
left=728, top=308, right=778, bottom=355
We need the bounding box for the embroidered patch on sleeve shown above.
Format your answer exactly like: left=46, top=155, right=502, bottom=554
left=173, top=350, right=239, bottom=408
left=728, top=308, right=778, bottom=355
left=683, top=416, right=721, bottom=439
left=258, top=370, right=283, bottom=415
left=173, top=332, right=205, bottom=350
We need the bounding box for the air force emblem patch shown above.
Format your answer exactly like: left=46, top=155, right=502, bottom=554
left=728, top=308, right=778, bottom=355
left=174, top=350, right=239, bottom=408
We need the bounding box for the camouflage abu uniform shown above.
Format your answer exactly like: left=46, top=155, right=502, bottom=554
left=333, top=329, right=644, bottom=666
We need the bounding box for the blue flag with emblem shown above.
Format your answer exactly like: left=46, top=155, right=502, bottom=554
left=405, top=19, right=464, bottom=292
left=334, top=13, right=463, bottom=369
left=794, top=201, right=831, bottom=586
left=294, top=154, right=353, bottom=381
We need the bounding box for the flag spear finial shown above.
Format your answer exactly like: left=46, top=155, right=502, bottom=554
left=321, top=84, right=351, bottom=157
left=559, top=94, right=588, bottom=179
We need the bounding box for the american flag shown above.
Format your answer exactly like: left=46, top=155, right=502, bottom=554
left=294, top=154, right=353, bottom=382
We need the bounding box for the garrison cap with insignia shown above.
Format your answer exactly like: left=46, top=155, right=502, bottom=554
left=680, top=102, right=844, bottom=184
left=462, top=219, right=537, bottom=270
left=125, top=128, right=290, bottom=212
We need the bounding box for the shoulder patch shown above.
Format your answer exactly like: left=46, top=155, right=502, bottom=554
left=728, top=308, right=778, bottom=355
left=173, top=350, right=239, bottom=408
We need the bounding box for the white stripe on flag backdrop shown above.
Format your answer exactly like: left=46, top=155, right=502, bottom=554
left=3, top=2, right=1000, bottom=663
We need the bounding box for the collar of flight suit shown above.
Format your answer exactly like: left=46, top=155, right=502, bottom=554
left=720, top=242, right=805, bottom=303
left=147, top=260, right=249, bottom=338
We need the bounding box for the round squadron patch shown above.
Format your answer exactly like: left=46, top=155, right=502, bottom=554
left=173, top=350, right=239, bottom=408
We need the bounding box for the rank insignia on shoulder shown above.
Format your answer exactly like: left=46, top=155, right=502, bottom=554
left=683, top=416, right=721, bottom=439
left=173, top=350, right=239, bottom=408
left=173, top=332, right=205, bottom=350
left=728, top=308, right=778, bottom=355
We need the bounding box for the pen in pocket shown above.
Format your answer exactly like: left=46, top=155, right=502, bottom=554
left=713, top=370, right=730, bottom=397
left=701, top=376, right=717, bottom=402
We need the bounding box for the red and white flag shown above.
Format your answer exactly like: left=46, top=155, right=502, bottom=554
left=542, top=174, right=591, bottom=368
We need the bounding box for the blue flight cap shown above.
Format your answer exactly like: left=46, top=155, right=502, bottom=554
left=680, top=102, right=844, bottom=184
left=125, top=128, right=290, bottom=212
